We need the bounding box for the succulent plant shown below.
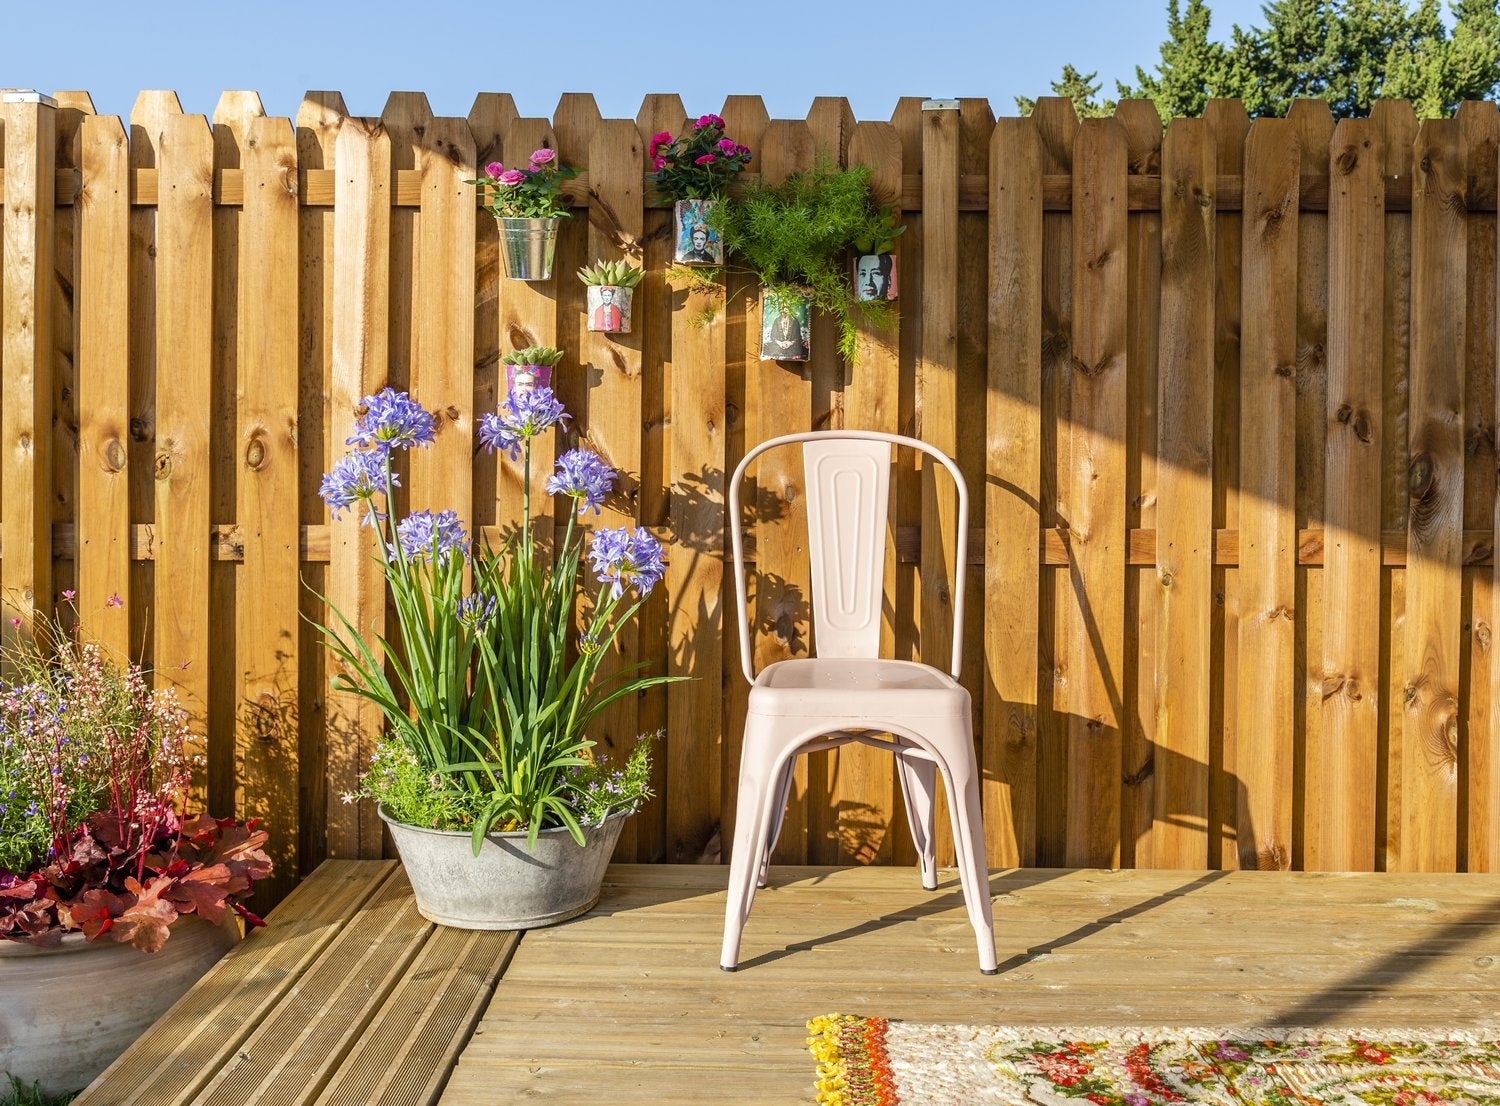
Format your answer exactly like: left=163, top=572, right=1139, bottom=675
left=502, top=346, right=565, bottom=367
left=576, top=259, right=644, bottom=288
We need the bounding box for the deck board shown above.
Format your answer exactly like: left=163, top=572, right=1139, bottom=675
left=443, top=864, right=1500, bottom=1105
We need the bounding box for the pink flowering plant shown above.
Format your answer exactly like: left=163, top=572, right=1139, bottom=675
left=317, top=386, right=680, bottom=854
left=647, top=114, right=753, bottom=201
left=469, top=146, right=579, bottom=220
left=0, top=614, right=272, bottom=950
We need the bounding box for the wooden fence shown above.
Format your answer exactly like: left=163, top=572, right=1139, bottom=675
left=1, top=89, right=1496, bottom=903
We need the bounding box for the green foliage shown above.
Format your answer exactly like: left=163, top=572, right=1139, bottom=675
left=501, top=346, right=564, bottom=367
left=710, top=159, right=897, bottom=363
left=1021, top=0, right=1500, bottom=119
left=577, top=259, right=644, bottom=288
left=2, top=1076, right=75, bottom=1106
left=851, top=205, right=908, bottom=255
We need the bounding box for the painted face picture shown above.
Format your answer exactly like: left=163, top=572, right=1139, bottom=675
left=587, top=285, right=633, bottom=334
left=674, top=199, right=723, bottom=264
left=760, top=293, right=811, bottom=362
left=854, top=253, right=897, bottom=302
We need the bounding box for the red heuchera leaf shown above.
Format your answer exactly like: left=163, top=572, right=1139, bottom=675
left=0, top=812, right=272, bottom=949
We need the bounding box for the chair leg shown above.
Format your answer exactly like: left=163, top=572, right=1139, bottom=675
left=895, top=750, right=939, bottom=890
left=758, top=759, right=797, bottom=888
left=932, top=744, right=998, bottom=975
left=722, top=714, right=796, bottom=972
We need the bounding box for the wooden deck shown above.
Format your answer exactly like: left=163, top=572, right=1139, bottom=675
left=443, top=864, right=1500, bottom=1104
left=73, top=861, right=1500, bottom=1105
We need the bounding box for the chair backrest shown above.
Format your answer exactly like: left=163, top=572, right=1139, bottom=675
left=729, top=430, right=968, bottom=682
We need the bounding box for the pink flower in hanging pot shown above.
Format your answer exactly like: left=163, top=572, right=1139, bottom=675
left=652, top=156, right=667, bottom=171
left=694, top=114, right=724, bottom=130
left=717, top=138, right=736, bottom=152
left=694, top=153, right=717, bottom=165
left=529, top=148, right=556, bottom=166
left=497, top=169, right=527, bottom=186
left=485, top=161, right=504, bottom=178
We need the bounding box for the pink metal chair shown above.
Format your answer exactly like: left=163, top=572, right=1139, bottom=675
left=720, top=430, right=998, bottom=974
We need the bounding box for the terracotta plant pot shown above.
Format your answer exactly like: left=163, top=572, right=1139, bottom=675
left=759, top=286, right=813, bottom=362
left=380, top=806, right=629, bottom=930
left=673, top=199, right=723, bottom=265
left=0, top=915, right=240, bottom=1095
left=587, top=285, right=635, bottom=334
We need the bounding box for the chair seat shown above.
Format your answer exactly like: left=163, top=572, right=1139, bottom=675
left=749, top=658, right=969, bottom=718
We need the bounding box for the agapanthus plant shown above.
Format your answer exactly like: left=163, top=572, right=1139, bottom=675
left=317, top=387, right=680, bottom=854
left=647, top=114, right=753, bottom=201
left=0, top=617, right=272, bottom=950
left=469, top=147, right=579, bottom=220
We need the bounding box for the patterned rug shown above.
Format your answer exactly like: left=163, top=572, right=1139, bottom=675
left=807, top=1016, right=1500, bottom=1106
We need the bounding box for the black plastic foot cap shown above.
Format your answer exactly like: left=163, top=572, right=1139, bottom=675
left=721, top=964, right=738, bottom=972
left=980, top=967, right=999, bottom=975
left=923, top=881, right=939, bottom=891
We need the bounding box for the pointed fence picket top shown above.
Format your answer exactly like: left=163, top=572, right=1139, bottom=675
left=0, top=92, right=1496, bottom=905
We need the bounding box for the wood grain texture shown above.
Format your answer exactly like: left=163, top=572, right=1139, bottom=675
left=154, top=109, right=214, bottom=811
left=76, top=113, right=132, bottom=658
left=1153, top=118, right=1216, bottom=870
left=1, top=97, right=55, bottom=645
left=985, top=116, right=1042, bottom=869
left=237, top=114, right=301, bottom=902
left=1402, top=118, right=1467, bottom=873
left=749, top=119, right=816, bottom=867
left=1235, top=119, right=1299, bottom=871
left=1315, top=117, right=1384, bottom=872
left=326, top=116, right=390, bottom=860
left=840, top=120, right=903, bottom=866
left=1491, top=101, right=1500, bottom=876
left=1062, top=118, right=1128, bottom=869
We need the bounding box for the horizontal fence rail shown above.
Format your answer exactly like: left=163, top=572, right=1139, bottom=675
left=0, top=90, right=1496, bottom=907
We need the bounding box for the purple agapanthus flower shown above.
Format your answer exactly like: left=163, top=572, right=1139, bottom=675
left=588, top=526, right=665, bottom=599
left=346, top=388, right=437, bottom=454
left=547, top=448, right=617, bottom=515
left=319, top=450, right=397, bottom=525
left=478, top=387, right=569, bottom=460
left=457, top=593, right=498, bottom=629
left=390, top=510, right=469, bottom=565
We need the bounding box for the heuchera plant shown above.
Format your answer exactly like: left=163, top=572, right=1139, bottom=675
left=0, top=622, right=272, bottom=950
left=647, top=114, right=753, bottom=201
left=317, top=385, right=682, bottom=855
left=470, top=147, right=579, bottom=220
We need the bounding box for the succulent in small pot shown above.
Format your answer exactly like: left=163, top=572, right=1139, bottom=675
left=502, top=346, right=564, bottom=394
left=469, top=148, right=579, bottom=280
left=578, top=259, right=644, bottom=334
left=851, top=204, right=904, bottom=302
left=647, top=114, right=753, bottom=266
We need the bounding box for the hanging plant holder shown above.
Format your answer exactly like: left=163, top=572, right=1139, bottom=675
left=674, top=199, right=724, bottom=265
left=587, top=285, right=635, bottom=334
left=759, top=286, right=813, bottom=363
left=498, top=216, right=560, bottom=280
left=505, top=363, right=553, bottom=394
left=853, top=251, right=898, bottom=302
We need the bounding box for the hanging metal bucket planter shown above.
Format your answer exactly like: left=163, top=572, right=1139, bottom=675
left=498, top=216, right=560, bottom=280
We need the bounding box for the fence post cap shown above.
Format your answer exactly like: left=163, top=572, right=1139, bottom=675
left=3, top=90, right=58, bottom=107
left=921, top=98, right=960, bottom=111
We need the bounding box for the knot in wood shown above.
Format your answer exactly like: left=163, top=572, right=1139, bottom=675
left=1334, top=145, right=1359, bottom=175
left=130, top=417, right=152, bottom=442
left=1335, top=403, right=1353, bottom=425
left=244, top=434, right=268, bottom=471
left=1407, top=452, right=1434, bottom=500
left=16, top=432, right=32, bottom=453
left=1160, top=571, right=1173, bottom=589
left=154, top=453, right=172, bottom=480
left=103, top=438, right=127, bottom=473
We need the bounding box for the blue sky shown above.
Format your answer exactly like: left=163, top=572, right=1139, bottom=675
left=6, top=0, right=1278, bottom=122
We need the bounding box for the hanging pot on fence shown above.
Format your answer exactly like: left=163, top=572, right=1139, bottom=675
left=505, top=363, right=554, bottom=394
left=759, top=286, right=813, bottom=362
left=673, top=198, right=723, bottom=265
left=853, top=251, right=898, bottom=302
left=498, top=216, right=560, bottom=280
left=587, top=285, right=635, bottom=334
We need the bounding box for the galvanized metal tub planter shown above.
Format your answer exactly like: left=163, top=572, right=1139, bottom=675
left=0, top=915, right=240, bottom=1095
left=379, top=806, right=629, bottom=930
left=498, top=215, right=560, bottom=280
